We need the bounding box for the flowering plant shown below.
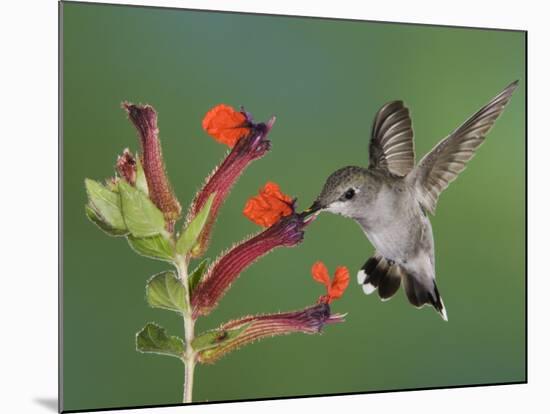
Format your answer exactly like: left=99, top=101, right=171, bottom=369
left=84, top=103, right=348, bottom=403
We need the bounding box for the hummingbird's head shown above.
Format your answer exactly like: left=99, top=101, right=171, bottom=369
left=307, top=166, right=373, bottom=219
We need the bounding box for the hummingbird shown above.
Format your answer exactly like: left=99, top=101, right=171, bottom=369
left=306, top=81, right=519, bottom=321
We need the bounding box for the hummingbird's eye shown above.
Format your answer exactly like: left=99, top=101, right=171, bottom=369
left=343, top=188, right=355, bottom=200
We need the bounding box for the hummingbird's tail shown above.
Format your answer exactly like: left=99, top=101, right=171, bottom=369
left=402, top=273, right=448, bottom=321
left=357, top=254, right=402, bottom=301
left=357, top=253, right=448, bottom=321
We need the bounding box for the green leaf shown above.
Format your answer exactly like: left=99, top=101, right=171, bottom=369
left=85, top=179, right=127, bottom=234
left=135, top=155, right=149, bottom=196
left=127, top=234, right=174, bottom=262
left=118, top=180, right=165, bottom=237
left=105, top=179, right=120, bottom=193
left=176, top=193, right=215, bottom=255
left=192, top=323, right=250, bottom=352
left=146, top=271, right=187, bottom=313
left=136, top=322, right=185, bottom=359
left=85, top=205, right=127, bottom=236
left=188, top=258, right=210, bottom=295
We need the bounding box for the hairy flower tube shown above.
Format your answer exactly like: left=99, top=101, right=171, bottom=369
left=197, top=303, right=346, bottom=364
left=191, top=213, right=309, bottom=318
left=186, top=105, right=276, bottom=257
left=123, top=102, right=182, bottom=229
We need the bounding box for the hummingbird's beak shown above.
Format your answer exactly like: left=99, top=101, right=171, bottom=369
left=300, top=200, right=323, bottom=220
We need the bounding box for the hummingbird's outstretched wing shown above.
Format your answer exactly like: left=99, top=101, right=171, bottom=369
left=409, top=80, right=519, bottom=215
left=368, top=101, right=415, bottom=176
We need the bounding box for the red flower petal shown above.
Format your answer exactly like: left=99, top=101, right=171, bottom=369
left=328, top=266, right=350, bottom=301
left=202, top=104, right=250, bottom=147
left=311, top=261, right=331, bottom=288
left=312, top=263, right=350, bottom=304
left=243, top=182, right=294, bottom=227
left=262, top=182, right=293, bottom=204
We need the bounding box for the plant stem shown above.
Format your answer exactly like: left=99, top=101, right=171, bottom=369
left=183, top=313, right=196, bottom=403
left=176, top=257, right=197, bottom=403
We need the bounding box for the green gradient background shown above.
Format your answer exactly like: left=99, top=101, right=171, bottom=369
left=61, top=2, right=526, bottom=411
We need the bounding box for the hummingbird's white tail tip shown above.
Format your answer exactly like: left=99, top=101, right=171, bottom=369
left=440, top=300, right=448, bottom=321
left=357, top=270, right=377, bottom=294
left=362, top=282, right=376, bottom=295
left=357, top=269, right=367, bottom=284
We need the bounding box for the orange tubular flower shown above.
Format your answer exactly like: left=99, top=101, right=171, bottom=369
left=186, top=105, right=275, bottom=258
left=191, top=214, right=308, bottom=318
left=197, top=303, right=345, bottom=364
left=191, top=184, right=319, bottom=318
left=243, top=182, right=294, bottom=227
left=202, top=104, right=251, bottom=147
left=312, top=262, right=350, bottom=304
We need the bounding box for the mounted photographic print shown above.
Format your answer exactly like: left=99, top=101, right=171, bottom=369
left=59, top=1, right=526, bottom=412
